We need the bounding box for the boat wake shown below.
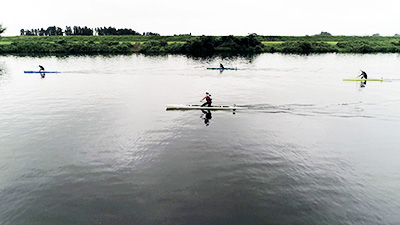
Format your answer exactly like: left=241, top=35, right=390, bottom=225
left=237, top=102, right=400, bottom=121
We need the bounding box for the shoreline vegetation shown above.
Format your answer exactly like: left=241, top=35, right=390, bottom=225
left=1, top=34, right=400, bottom=55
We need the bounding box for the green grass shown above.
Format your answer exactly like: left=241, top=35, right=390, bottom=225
left=168, top=41, right=186, bottom=44
left=262, top=41, right=284, bottom=45
left=326, top=41, right=338, bottom=45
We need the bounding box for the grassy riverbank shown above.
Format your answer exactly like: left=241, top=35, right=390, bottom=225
left=1, top=35, right=400, bottom=54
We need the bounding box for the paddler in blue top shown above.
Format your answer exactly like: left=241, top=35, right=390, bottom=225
left=359, top=70, right=367, bottom=79
left=200, top=91, right=212, bottom=107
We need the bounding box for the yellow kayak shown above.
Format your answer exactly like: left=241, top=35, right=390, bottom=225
left=343, top=78, right=386, bottom=81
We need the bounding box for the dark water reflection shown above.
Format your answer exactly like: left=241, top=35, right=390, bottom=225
left=1, top=53, right=400, bottom=225
left=185, top=52, right=260, bottom=62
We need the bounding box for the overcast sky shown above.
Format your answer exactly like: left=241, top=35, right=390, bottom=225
left=2, top=0, right=400, bottom=36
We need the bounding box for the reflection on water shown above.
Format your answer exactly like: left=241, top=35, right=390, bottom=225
left=1, top=53, right=400, bottom=225
left=0, top=60, right=5, bottom=75
left=0, top=60, right=9, bottom=85
left=185, top=52, right=260, bottom=62
left=360, top=80, right=367, bottom=88
left=201, top=109, right=212, bottom=126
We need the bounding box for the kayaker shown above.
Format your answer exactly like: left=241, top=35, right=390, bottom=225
left=359, top=70, right=367, bottom=79
left=200, top=91, right=212, bottom=107
left=39, top=65, right=45, bottom=78
left=220, top=63, right=224, bottom=69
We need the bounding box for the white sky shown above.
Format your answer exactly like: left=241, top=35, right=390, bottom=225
left=2, top=0, right=400, bottom=36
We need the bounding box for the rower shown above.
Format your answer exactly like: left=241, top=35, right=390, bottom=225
left=220, top=63, right=224, bottom=69
left=359, top=70, right=367, bottom=79
left=200, top=91, right=212, bottom=107
left=39, top=65, right=45, bottom=72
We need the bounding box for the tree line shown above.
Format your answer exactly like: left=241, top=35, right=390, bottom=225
left=20, top=26, right=160, bottom=36
left=3, top=33, right=400, bottom=54
left=140, top=34, right=265, bottom=54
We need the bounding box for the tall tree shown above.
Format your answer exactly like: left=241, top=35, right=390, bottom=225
left=39, top=28, right=46, bottom=36
left=65, top=26, right=72, bottom=36
left=56, top=27, right=63, bottom=36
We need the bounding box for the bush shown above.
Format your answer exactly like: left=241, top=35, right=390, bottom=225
left=140, top=40, right=168, bottom=53
left=182, top=35, right=264, bottom=54
left=335, top=41, right=399, bottom=53
left=184, top=36, right=216, bottom=54
left=274, top=41, right=337, bottom=54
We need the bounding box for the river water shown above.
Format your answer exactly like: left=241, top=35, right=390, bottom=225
left=1, top=53, right=400, bottom=225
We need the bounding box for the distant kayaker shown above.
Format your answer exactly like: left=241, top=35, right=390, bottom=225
left=220, top=63, right=224, bottom=69
left=39, top=65, right=45, bottom=78
left=359, top=70, right=367, bottom=79
left=200, top=91, right=212, bottom=107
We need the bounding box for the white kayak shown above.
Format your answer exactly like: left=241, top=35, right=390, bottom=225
left=166, top=104, right=246, bottom=110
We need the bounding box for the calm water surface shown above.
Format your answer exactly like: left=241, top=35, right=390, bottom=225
left=1, top=53, right=400, bottom=225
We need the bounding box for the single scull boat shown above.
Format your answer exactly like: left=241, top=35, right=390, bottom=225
left=166, top=104, right=245, bottom=110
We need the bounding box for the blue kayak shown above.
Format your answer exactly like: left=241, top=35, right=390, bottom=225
left=24, top=71, right=60, bottom=73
